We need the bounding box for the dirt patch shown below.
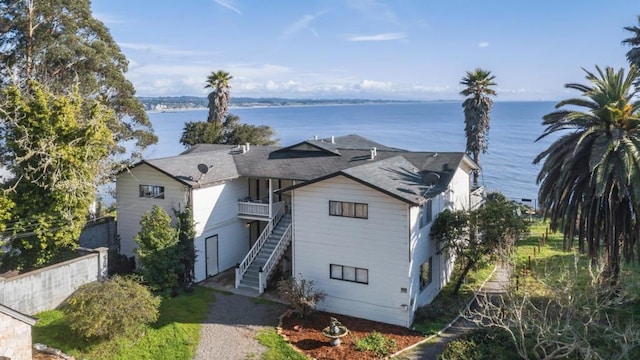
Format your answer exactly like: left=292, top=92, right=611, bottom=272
left=279, top=310, right=425, bottom=360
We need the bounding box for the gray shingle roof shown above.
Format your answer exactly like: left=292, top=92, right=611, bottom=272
left=126, top=135, right=476, bottom=202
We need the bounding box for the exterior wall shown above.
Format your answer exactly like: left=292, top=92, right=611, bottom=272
left=192, top=178, right=250, bottom=282
left=292, top=176, right=412, bottom=327
left=79, top=216, right=117, bottom=250
left=0, top=313, right=32, bottom=360
left=116, top=164, right=190, bottom=257
left=0, top=248, right=108, bottom=315
left=408, top=166, right=471, bottom=324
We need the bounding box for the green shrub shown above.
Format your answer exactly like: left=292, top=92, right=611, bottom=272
left=439, top=328, right=520, bottom=360
left=277, top=275, right=325, bottom=319
left=135, top=205, right=180, bottom=291
left=354, top=331, right=397, bottom=357
left=65, top=275, right=160, bottom=339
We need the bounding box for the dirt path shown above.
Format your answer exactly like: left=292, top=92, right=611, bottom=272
left=394, top=264, right=511, bottom=360
left=194, top=292, right=287, bottom=360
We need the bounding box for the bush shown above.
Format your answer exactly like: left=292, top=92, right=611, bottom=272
left=65, top=275, right=160, bottom=339
left=439, top=328, right=520, bottom=360
left=355, top=331, right=397, bottom=357
left=277, top=275, right=325, bottom=319
left=135, top=205, right=180, bottom=291
left=108, top=249, right=135, bottom=275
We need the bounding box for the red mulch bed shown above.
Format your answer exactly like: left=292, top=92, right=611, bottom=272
left=279, top=310, right=425, bottom=360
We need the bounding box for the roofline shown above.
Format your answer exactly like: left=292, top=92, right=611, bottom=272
left=272, top=140, right=341, bottom=156
left=460, top=154, right=480, bottom=170
left=278, top=171, right=422, bottom=206
left=0, top=304, right=37, bottom=326
left=121, top=161, right=193, bottom=187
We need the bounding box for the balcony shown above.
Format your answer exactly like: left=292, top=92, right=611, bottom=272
left=238, top=198, right=284, bottom=220
left=470, top=186, right=485, bottom=210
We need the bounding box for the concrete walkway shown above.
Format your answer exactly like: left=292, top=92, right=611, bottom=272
left=394, top=263, right=511, bottom=360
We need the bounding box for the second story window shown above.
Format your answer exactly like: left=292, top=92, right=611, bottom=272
left=329, top=201, right=368, bottom=219
left=139, top=185, right=165, bottom=199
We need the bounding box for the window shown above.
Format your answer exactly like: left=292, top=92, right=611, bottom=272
left=139, top=185, right=165, bottom=199
left=329, top=201, right=368, bottom=219
left=420, top=199, right=433, bottom=228
left=420, top=257, right=433, bottom=290
left=330, top=264, right=368, bottom=284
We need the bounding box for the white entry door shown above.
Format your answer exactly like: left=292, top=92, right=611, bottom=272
left=205, top=235, right=219, bottom=277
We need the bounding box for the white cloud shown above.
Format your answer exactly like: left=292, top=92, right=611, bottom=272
left=120, top=43, right=208, bottom=57
left=213, top=0, right=242, bottom=14
left=357, top=80, right=392, bottom=90
left=347, top=0, right=398, bottom=24
left=478, top=42, right=490, bottom=48
left=93, top=12, right=125, bottom=24
left=348, top=32, right=406, bottom=42
left=281, top=11, right=328, bottom=39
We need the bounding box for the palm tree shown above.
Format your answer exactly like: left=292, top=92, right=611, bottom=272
left=460, top=68, right=497, bottom=187
left=534, top=66, right=640, bottom=284
left=205, top=70, right=233, bottom=123
left=622, top=15, right=640, bottom=68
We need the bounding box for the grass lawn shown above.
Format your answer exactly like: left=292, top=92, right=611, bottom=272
left=33, top=286, right=215, bottom=360
left=412, top=260, right=495, bottom=335
left=255, top=328, right=308, bottom=360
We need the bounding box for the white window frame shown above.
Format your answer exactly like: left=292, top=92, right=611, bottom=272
left=420, top=257, right=433, bottom=290
left=420, top=199, right=433, bottom=228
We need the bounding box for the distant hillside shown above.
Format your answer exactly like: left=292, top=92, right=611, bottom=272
left=137, top=96, right=422, bottom=111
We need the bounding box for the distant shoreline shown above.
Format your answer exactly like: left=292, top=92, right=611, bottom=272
left=140, top=96, right=557, bottom=112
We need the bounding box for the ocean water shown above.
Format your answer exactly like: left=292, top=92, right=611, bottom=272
left=143, top=101, right=559, bottom=203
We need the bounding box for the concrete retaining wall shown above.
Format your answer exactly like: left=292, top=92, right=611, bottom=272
left=0, top=247, right=108, bottom=315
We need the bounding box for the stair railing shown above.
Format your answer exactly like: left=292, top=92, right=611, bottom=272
left=235, top=201, right=284, bottom=287
left=259, top=221, right=292, bottom=293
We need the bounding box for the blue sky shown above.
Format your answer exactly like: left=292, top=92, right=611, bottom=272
left=92, top=0, right=636, bottom=101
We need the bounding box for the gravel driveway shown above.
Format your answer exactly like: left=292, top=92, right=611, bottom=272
left=194, top=292, right=287, bottom=360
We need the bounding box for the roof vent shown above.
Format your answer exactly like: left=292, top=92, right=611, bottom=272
left=314, top=135, right=318, bottom=140
left=370, top=147, right=377, bottom=160
left=331, top=136, right=335, bottom=144
left=245, top=142, right=250, bottom=151
left=241, top=145, right=247, bottom=154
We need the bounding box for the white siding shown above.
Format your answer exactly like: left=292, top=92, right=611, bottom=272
left=192, top=178, right=250, bottom=282
left=292, top=176, right=412, bottom=327
left=407, top=165, right=471, bottom=324
left=116, top=164, right=189, bottom=257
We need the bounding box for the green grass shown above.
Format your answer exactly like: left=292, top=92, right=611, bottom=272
left=33, top=286, right=215, bottom=360
left=412, top=260, right=495, bottom=335
left=254, top=328, right=308, bottom=360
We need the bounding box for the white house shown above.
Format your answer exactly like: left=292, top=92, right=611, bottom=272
left=116, top=135, right=482, bottom=327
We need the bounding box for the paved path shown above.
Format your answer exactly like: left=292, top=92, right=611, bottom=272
left=394, top=264, right=511, bottom=360
left=194, top=292, right=287, bottom=360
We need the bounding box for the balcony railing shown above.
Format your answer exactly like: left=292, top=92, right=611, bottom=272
left=470, top=186, right=485, bottom=210
left=238, top=200, right=270, bottom=217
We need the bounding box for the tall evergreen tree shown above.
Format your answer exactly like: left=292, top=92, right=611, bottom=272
left=0, top=0, right=156, bottom=167
left=460, top=69, right=497, bottom=187
left=534, top=66, right=640, bottom=284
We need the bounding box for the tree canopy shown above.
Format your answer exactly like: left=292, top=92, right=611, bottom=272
left=205, top=70, right=233, bottom=124
left=181, top=70, right=277, bottom=147
left=534, top=66, right=640, bottom=283
left=2, top=80, right=116, bottom=268
left=460, top=68, right=497, bottom=187
left=0, top=0, right=156, bottom=164
left=431, top=193, right=528, bottom=294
